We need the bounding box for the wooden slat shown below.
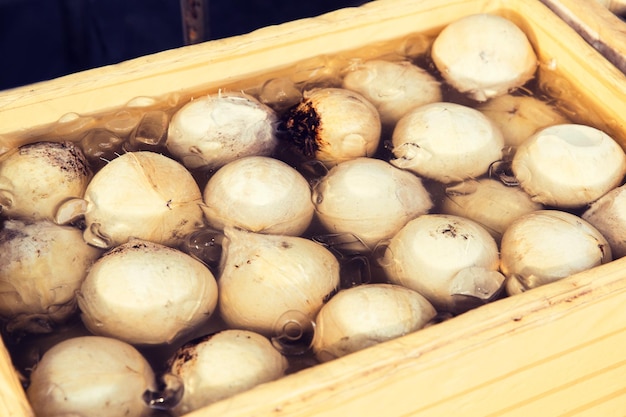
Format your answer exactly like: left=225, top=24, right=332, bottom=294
left=540, top=0, right=626, bottom=73
left=0, top=342, right=33, bottom=417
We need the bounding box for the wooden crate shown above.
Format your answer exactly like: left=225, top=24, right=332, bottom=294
left=2, top=0, right=626, bottom=416
left=540, top=0, right=626, bottom=74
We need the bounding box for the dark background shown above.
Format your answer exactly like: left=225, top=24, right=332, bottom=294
left=0, top=0, right=370, bottom=91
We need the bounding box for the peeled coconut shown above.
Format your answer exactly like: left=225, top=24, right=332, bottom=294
left=312, top=283, right=436, bottom=362
left=512, top=124, right=626, bottom=208
left=342, top=59, right=442, bottom=128
left=582, top=183, right=626, bottom=259
left=478, top=94, right=569, bottom=149
left=312, top=157, right=433, bottom=252
left=168, top=329, right=288, bottom=415
left=202, top=155, right=314, bottom=236
left=441, top=178, right=543, bottom=241
left=0, top=141, right=92, bottom=221
left=282, top=87, right=381, bottom=167
left=431, top=13, right=537, bottom=101
left=0, top=219, right=102, bottom=333
left=380, top=214, right=505, bottom=313
left=78, top=239, right=218, bottom=345
left=56, top=151, right=205, bottom=249
left=166, top=91, right=278, bottom=170
left=27, top=336, right=157, bottom=417
left=218, top=227, right=340, bottom=336
left=390, top=102, right=504, bottom=183
left=501, top=210, right=612, bottom=295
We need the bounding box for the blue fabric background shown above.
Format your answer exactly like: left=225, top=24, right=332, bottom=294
left=0, top=0, right=369, bottom=90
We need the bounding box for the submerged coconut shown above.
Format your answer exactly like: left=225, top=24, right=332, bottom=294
left=441, top=178, right=543, bottom=241
left=312, top=283, right=436, bottom=362
left=55, top=151, right=205, bottom=249
left=78, top=239, right=218, bottom=345
left=390, top=102, right=504, bottom=183
left=201, top=156, right=314, bottom=236
left=478, top=94, right=569, bottom=149
left=168, top=329, right=288, bottom=415
left=512, top=124, right=626, bottom=208
left=312, top=157, right=433, bottom=252
left=27, top=336, right=157, bottom=417
left=379, top=214, right=505, bottom=314
left=431, top=13, right=537, bottom=101
left=582, top=184, right=626, bottom=259
left=218, top=227, right=340, bottom=336
left=0, top=141, right=92, bottom=221
left=500, top=210, right=612, bottom=295
left=0, top=220, right=102, bottom=333
left=166, top=91, right=279, bottom=171
left=341, top=59, right=442, bottom=128
left=282, top=87, right=381, bottom=167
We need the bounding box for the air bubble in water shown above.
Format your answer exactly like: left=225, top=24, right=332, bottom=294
left=259, top=78, right=302, bottom=113
left=143, top=372, right=184, bottom=411
left=372, top=239, right=394, bottom=268
left=104, top=110, right=142, bottom=137
left=271, top=310, right=315, bottom=356
left=312, top=232, right=370, bottom=254
left=311, top=233, right=373, bottom=288
left=125, top=110, right=169, bottom=152
left=488, top=160, right=518, bottom=186
left=79, top=128, right=124, bottom=168
left=338, top=255, right=371, bottom=289
left=126, top=96, right=158, bottom=108
left=182, top=228, right=224, bottom=269
left=57, top=112, right=81, bottom=123
left=54, top=113, right=97, bottom=138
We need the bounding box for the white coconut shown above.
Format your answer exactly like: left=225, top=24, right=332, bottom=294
left=78, top=239, right=218, bottom=345
left=431, top=13, right=537, bottom=101
left=0, top=220, right=102, bottom=333
left=168, top=329, right=288, bottom=415
left=284, top=87, right=381, bottom=167
left=380, top=214, right=504, bottom=313
left=441, top=178, right=543, bottom=241
left=166, top=91, right=278, bottom=170
left=27, top=336, right=156, bottom=417
left=218, top=227, right=340, bottom=336
left=312, top=283, right=436, bottom=362
left=202, top=156, right=314, bottom=236
left=0, top=141, right=92, bottom=221
left=500, top=210, right=612, bottom=295
left=390, top=102, right=504, bottom=183
left=478, top=94, right=569, bottom=148
left=312, top=157, right=433, bottom=252
left=512, top=124, right=626, bottom=208
left=342, top=59, right=442, bottom=128
left=582, top=184, right=626, bottom=259
left=56, top=151, right=205, bottom=249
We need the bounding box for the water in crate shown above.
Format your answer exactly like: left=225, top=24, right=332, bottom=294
left=1, top=10, right=623, bottom=417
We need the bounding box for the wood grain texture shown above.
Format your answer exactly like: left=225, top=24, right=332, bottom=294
left=541, top=0, right=626, bottom=73
left=0, top=343, right=33, bottom=417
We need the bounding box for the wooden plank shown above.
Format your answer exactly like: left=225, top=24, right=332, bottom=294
left=540, top=0, right=626, bottom=73
left=0, top=342, right=33, bottom=417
